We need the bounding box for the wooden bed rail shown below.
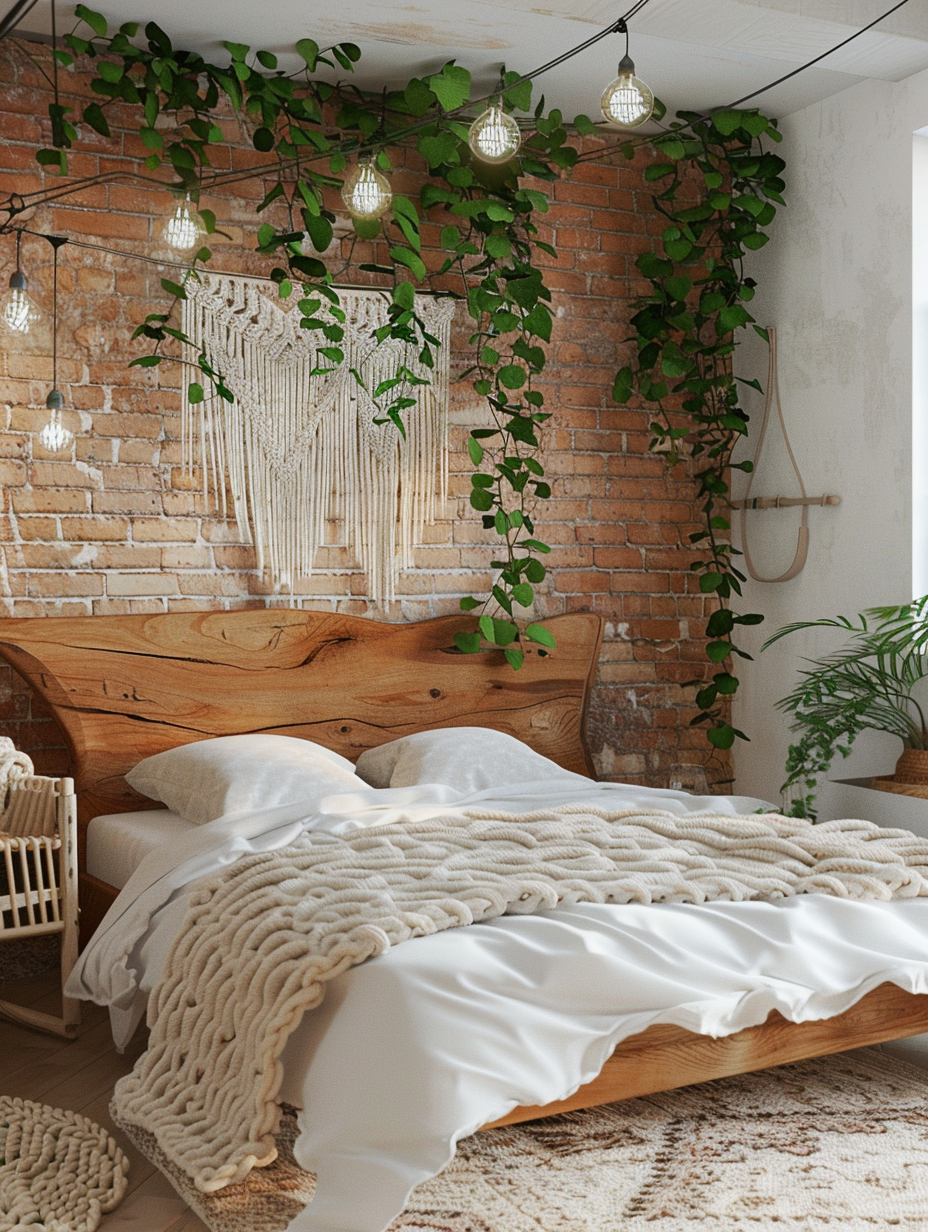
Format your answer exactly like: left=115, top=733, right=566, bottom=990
left=485, top=981, right=928, bottom=1128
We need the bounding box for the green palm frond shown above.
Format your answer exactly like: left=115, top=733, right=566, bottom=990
left=764, top=597, right=928, bottom=817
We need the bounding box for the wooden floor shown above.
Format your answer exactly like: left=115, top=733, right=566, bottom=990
left=0, top=969, right=209, bottom=1231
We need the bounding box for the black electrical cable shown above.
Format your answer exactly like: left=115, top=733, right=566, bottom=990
left=0, top=0, right=40, bottom=41
left=724, top=0, right=912, bottom=110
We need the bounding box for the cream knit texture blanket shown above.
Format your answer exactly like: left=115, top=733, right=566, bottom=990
left=110, top=806, right=928, bottom=1194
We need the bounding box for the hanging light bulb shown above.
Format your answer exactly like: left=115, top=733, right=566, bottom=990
left=601, top=55, right=654, bottom=127
left=341, top=159, right=393, bottom=222
left=468, top=102, right=522, bottom=164
left=36, top=236, right=73, bottom=454
left=601, top=20, right=654, bottom=129
left=1, top=233, right=40, bottom=335
left=163, top=195, right=205, bottom=252
left=39, top=389, right=73, bottom=453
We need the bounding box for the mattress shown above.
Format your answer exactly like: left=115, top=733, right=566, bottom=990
left=86, top=808, right=195, bottom=889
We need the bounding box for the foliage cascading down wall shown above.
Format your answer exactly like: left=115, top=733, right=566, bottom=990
left=19, top=5, right=785, bottom=755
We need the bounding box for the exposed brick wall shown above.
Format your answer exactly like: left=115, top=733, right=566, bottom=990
left=0, top=38, right=726, bottom=787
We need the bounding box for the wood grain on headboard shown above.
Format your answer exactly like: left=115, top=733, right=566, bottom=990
left=0, top=608, right=603, bottom=860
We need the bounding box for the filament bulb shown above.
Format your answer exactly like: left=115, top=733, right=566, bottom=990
left=601, top=54, right=654, bottom=128
left=341, top=160, right=393, bottom=222
left=164, top=197, right=205, bottom=252
left=468, top=103, right=522, bottom=164
left=39, top=389, right=73, bottom=453
left=1, top=271, right=40, bottom=334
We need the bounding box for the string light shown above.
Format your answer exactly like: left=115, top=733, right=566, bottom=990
left=37, top=236, right=73, bottom=455
left=600, top=20, right=654, bottom=128
left=164, top=194, right=205, bottom=252
left=468, top=102, right=522, bottom=164
left=341, top=159, right=392, bottom=222
left=1, top=231, right=40, bottom=334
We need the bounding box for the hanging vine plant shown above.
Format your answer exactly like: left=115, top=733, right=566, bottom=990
left=610, top=108, right=785, bottom=752
left=13, top=6, right=785, bottom=746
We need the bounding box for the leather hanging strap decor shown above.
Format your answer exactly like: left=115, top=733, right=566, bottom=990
left=740, top=326, right=810, bottom=583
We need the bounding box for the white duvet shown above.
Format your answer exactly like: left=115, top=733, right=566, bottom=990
left=69, top=778, right=928, bottom=1232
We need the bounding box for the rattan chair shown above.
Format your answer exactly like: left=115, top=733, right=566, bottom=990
left=0, top=773, right=80, bottom=1037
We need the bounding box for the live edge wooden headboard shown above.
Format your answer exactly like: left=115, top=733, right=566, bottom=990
left=0, top=607, right=603, bottom=866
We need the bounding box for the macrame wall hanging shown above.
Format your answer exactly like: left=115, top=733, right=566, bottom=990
left=180, top=275, right=455, bottom=603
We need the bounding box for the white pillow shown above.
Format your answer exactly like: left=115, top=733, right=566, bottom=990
left=125, top=734, right=367, bottom=825
left=354, top=727, right=590, bottom=793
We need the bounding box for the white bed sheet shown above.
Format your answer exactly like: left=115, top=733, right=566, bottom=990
left=86, top=808, right=194, bottom=889
left=67, top=779, right=928, bottom=1232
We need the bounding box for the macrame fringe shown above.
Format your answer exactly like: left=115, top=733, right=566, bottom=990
left=181, top=275, right=454, bottom=603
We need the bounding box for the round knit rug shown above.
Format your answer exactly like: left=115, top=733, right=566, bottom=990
left=0, top=1097, right=129, bottom=1232
left=115, top=1046, right=928, bottom=1232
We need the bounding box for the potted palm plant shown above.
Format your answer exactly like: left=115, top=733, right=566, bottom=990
left=764, top=596, right=928, bottom=818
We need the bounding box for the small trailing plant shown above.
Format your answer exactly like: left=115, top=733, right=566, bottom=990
left=764, top=597, right=928, bottom=818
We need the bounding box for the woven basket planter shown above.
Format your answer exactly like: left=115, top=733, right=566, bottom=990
left=871, top=748, right=928, bottom=800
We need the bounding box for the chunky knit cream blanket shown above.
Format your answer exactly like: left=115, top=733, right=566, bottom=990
left=111, top=806, right=928, bottom=1194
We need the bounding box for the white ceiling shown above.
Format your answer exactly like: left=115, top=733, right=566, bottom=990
left=14, top=0, right=928, bottom=120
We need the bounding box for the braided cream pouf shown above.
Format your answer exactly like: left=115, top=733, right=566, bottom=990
left=0, top=1096, right=129, bottom=1232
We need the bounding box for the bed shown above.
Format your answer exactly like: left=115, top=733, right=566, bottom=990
left=4, top=605, right=928, bottom=1224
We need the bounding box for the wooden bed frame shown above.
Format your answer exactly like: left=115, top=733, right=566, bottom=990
left=1, top=605, right=927, bottom=1128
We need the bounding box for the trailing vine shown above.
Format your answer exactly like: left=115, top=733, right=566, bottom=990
left=27, top=6, right=589, bottom=663
left=11, top=7, right=786, bottom=749
left=610, top=109, right=785, bottom=752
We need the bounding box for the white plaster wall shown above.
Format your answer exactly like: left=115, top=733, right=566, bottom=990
left=732, top=66, right=928, bottom=808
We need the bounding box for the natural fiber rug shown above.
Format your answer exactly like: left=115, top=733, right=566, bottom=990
left=113, top=1046, right=928, bottom=1231
left=0, top=1096, right=129, bottom=1232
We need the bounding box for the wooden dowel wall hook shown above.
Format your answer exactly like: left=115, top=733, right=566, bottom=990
left=732, top=495, right=841, bottom=511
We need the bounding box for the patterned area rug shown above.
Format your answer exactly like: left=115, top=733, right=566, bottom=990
left=114, top=1046, right=928, bottom=1231
left=0, top=1096, right=129, bottom=1232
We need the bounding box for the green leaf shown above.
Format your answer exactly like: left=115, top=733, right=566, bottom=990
left=253, top=127, right=275, bottom=152
left=707, top=724, right=736, bottom=750
left=712, top=110, right=745, bottom=136
left=468, top=438, right=484, bottom=465
left=139, top=126, right=163, bottom=149
left=394, top=280, right=415, bottom=310
left=612, top=366, right=634, bottom=404
left=512, top=583, right=533, bottom=607
left=82, top=103, right=111, bottom=137
left=459, top=596, right=480, bottom=612
left=75, top=3, right=107, bottom=36
left=498, top=364, right=526, bottom=390
left=98, top=60, right=123, bottom=83
left=504, top=647, right=524, bottom=671
left=714, top=672, right=739, bottom=696
left=427, top=63, right=471, bottom=111
left=223, top=40, right=249, bottom=61
left=129, top=355, right=162, bottom=368
left=524, top=622, right=556, bottom=648
left=304, top=212, right=333, bottom=252
left=523, top=303, right=552, bottom=342
left=256, top=49, right=278, bottom=70
left=389, top=246, right=427, bottom=281
left=160, top=278, right=187, bottom=300
left=187, top=382, right=204, bottom=404
left=502, top=70, right=532, bottom=112
left=706, top=641, right=731, bottom=663
left=295, top=38, right=319, bottom=70
left=454, top=631, right=482, bottom=654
